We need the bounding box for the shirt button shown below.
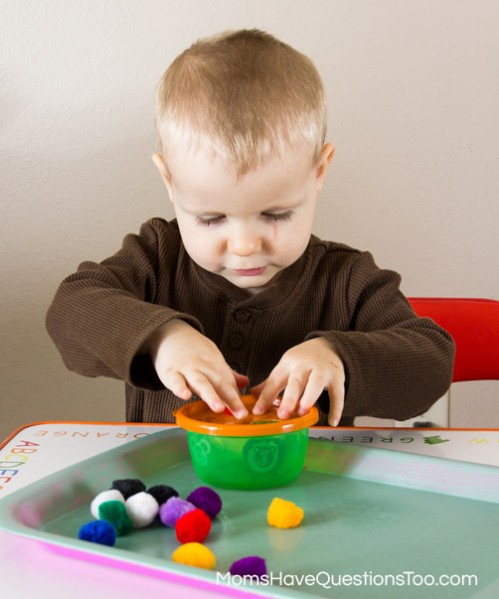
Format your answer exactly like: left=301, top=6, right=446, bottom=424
left=230, top=334, right=244, bottom=349
left=233, top=309, right=251, bottom=323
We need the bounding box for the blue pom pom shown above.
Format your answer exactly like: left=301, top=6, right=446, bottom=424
left=78, top=520, right=116, bottom=546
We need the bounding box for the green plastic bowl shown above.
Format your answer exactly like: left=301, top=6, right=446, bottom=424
left=175, top=396, right=318, bottom=490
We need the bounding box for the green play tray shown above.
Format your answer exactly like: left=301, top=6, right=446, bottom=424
left=0, top=428, right=498, bottom=598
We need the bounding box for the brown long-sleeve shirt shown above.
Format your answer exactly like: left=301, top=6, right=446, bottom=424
left=46, top=218, right=454, bottom=425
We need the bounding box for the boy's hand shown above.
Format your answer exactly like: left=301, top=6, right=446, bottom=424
left=147, top=319, right=249, bottom=419
left=251, top=338, right=345, bottom=426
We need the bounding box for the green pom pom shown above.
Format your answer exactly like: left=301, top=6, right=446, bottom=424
left=98, top=500, right=133, bottom=536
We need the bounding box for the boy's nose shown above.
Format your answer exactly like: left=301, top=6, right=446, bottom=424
left=227, top=233, right=262, bottom=256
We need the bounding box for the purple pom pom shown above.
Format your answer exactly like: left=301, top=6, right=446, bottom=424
left=78, top=520, right=116, bottom=546
left=187, top=486, right=222, bottom=519
left=159, top=497, right=195, bottom=527
left=229, top=556, right=267, bottom=578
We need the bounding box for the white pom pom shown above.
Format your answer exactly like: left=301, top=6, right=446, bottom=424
left=90, top=489, right=125, bottom=519
left=125, top=492, right=159, bottom=528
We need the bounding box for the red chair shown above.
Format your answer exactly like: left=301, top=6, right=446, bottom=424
left=407, top=297, right=499, bottom=382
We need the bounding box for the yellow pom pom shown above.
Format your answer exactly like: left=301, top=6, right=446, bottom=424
left=171, top=542, right=216, bottom=570
left=267, top=497, right=304, bottom=528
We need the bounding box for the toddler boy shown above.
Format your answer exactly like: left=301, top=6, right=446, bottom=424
left=46, top=30, right=454, bottom=426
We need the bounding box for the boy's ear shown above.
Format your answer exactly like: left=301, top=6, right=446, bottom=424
left=315, top=143, right=335, bottom=193
left=152, top=153, right=174, bottom=201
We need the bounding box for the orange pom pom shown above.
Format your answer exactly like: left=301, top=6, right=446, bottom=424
left=175, top=508, right=211, bottom=543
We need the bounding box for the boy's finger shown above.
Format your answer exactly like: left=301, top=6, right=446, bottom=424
left=249, top=381, right=264, bottom=396
left=162, top=371, right=192, bottom=401
left=252, top=375, right=285, bottom=415
left=278, top=374, right=308, bottom=418
left=232, top=370, right=250, bottom=389
left=185, top=375, right=226, bottom=413
left=327, top=377, right=345, bottom=427
left=297, top=371, right=327, bottom=415
left=219, top=385, right=248, bottom=419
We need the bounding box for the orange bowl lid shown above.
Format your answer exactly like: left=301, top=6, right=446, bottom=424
left=175, top=395, right=318, bottom=437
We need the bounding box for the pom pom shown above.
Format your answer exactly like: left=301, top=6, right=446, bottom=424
left=78, top=520, right=116, bottom=546
left=171, top=542, right=216, bottom=570
left=111, top=478, right=145, bottom=499
left=159, top=497, right=195, bottom=527
left=90, top=489, right=125, bottom=520
left=175, top=508, right=211, bottom=543
left=229, top=556, right=267, bottom=578
left=267, top=497, right=304, bottom=529
left=125, top=492, right=159, bottom=528
left=147, top=484, right=178, bottom=506
left=98, top=500, right=133, bottom=535
left=186, top=486, right=222, bottom=519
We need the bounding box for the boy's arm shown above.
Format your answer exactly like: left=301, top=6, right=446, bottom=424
left=307, top=252, right=455, bottom=422
left=47, top=218, right=249, bottom=417
left=253, top=249, right=454, bottom=425
left=46, top=219, right=200, bottom=388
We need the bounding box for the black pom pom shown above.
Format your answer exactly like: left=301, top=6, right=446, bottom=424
left=111, top=478, right=145, bottom=499
left=147, top=484, right=179, bottom=506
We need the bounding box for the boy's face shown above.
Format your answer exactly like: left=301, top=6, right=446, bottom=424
left=153, top=143, right=334, bottom=293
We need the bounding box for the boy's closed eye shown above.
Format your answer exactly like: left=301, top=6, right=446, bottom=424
left=261, top=210, right=294, bottom=223
left=195, top=210, right=294, bottom=227
left=195, top=215, right=226, bottom=227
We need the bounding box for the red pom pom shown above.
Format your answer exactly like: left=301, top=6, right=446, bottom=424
left=175, top=508, right=211, bottom=543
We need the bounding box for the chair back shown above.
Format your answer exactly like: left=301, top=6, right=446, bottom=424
left=408, top=297, right=499, bottom=382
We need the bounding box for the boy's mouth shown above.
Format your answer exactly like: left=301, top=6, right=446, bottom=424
left=232, top=267, right=266, bottom=277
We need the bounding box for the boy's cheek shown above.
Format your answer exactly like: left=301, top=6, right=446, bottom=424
left=184, top=238, right=221, bottom=271
left=277, top=228, right=311, bottom=258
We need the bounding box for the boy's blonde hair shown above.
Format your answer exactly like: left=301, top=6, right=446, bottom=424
left=155, top=29, right=327, bottom=175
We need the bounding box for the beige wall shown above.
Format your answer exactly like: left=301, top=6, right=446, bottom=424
left=1, top=1, right=498, bottom=442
